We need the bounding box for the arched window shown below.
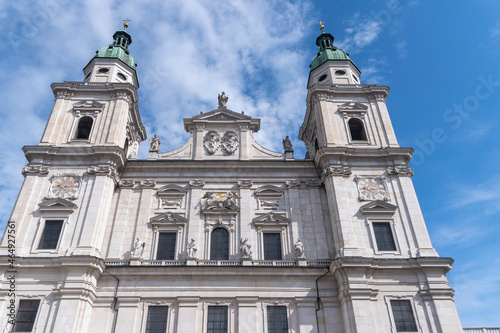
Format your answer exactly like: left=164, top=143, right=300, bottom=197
left=348, top=118, right=367, bottom=141
left=210, top=228, right=229, bottom=260
left=75, top=117, right=93, bottom=140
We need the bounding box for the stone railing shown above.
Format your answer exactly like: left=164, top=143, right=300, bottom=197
left=464, top=329, right=500, bottom=333
left=105, top=259, right=331, bottom=267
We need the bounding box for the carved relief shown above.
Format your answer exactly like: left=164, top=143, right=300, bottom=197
left=22, top=165, right=49, bottom=176
left=196, top=124, right=206, bottom=132
left=87, top=165, right=120, bottom=184
left=306, top=179, right=322, bottom=187
left=255, top=185, right=284, bottom=210
left=140, top=179, right=156, bottom=188
left=286, top=179, right=301, bottom=188
left=55, top=90, right=74, bottom=99
left=239, top=124, right=249, bottom=132
left=314, top=92, right=336, bottom=102
left=189, top=179, right=205, bottom=188
left=119, top=180, right=135, bottom=188
left=111, top=91, right=133, bottom=103
left=321, top=166, right=352, bottom=180
left=238, top=180, right=253, bottom=188
left=202, top=192, right=240, bottom=213
left=387, top=166, right=414, bottom=178
left=157, top=184, right=187, bottom=208
left=222, top=130, right=239, bottom=155
left=337, top=102, right=368, bottom=119
left=203, top=130, right=221, bottom=154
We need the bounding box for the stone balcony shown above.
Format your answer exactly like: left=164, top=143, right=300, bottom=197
left=463, top=329, right=500, bottom=333
left=104, top=258, right=332, bottom=268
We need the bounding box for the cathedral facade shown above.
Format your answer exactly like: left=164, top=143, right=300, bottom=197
left=0, top=26, right=464, bottom=333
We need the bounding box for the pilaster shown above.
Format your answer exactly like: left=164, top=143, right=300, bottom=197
left=176, top=297, right=200, bottom=333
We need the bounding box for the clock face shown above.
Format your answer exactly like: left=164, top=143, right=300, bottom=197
left=357, top=177, right=387, bottom=201
left=50, top=176, right=81, bottom=199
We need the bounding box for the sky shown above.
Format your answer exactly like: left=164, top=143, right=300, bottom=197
left=1, top=0, right=499, bottom=328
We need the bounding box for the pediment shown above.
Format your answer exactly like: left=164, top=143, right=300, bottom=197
left=39, top=198, right=78, bottom=214
left=359, top=200, right=397, bottom=215
left=150, top=211, right=188, bottom=225
left=254, top=185, right=284, bottom=197
left=338, top=102, right=368, bottom=111
left=192, top=109, right=253, bottom=121
left=73, top=100, right=105, bottom=110
left=252, top=212, right=290, bottom=226
left=157, top=184, right=187, bottom=196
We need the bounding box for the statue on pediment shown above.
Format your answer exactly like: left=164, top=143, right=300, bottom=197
left=149, top=134, right=160, bottom=152
left=218, top=91, right=228, bottom=108
left=283, top=136, right=293, bottom=152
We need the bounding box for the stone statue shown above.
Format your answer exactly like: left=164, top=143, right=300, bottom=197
left=240, top=238, right=252, bottom=258
left=283, top=136, right=293, bottom=152
left=132, top=237, right=145, bottom=258
left=218, top=91, right=228, bottom=108
left=294, top=238, right=305, bottom=258
left=149, top=134, right=160, bottom=152
left=225, top=192, right=236, bottom=207
left=128, top=141, right=139, bottom=159
left=187, top=238, right=197, bottom=258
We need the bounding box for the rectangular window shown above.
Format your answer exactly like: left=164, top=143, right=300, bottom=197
left=263, top=233, right=282, bottom=260
left=391, top=300, right=417, bottom=332
left=267, top=306, right=288, bottom=333
left=38, top=220, right=63, bottom=249
left=12, top=299, right=40, bottom=332
left=156, top=232, right=176, bottom=260
left=373, top=222, right=396, bottom=251
left=145, top=306, right=168, bottom=333
left=207, top=306, right=228, bottom=333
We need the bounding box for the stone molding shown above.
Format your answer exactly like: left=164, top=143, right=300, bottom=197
left=55, top=90, right=74, bottom=99
left=306, top=179, right=322, bottom=187
left=387, top=166, right=414, bottom=178
left=195, top=124, right=206, bottom=132
left=111, top=91, right=133, bottom=104
left=22, top=164, right=49, bottom=176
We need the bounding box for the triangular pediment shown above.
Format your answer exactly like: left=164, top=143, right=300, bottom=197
left=360, top=200, right=397, bottom=215
left=252, top=212, right=290, bottom=226
left=39, top=198, right=78, bottom=213
left=192, top=108, right=253, bottom=121
left=338, top=102, right=368, bottom=112
left=254, top=185, right=284, bottom=197
left=73, top=100, right=105, bottom=109
left=150, top=211, right=188, bottom=225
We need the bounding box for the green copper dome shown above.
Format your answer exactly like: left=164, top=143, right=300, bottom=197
left=94, top=30, right=136, bottom=69
left=310, top=32, right=359, bottom=72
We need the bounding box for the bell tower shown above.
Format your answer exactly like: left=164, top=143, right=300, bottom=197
left=17, top=23, right=146, bottom=258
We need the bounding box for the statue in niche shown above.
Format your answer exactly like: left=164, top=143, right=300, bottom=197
left=149, top=134, right=160, bottom=152
left=128, top=141, right=139, bottom=159
left=132, top=238, right=145, bottom=258
left=240, top=238, right=252, bottom=258
left=218, top=91, right=228, bottom=108
left=187, top=238, right=197, bottom=258
left=294, top=238, right=305, bottom=258
left=283, top=136, right=293, bottom=152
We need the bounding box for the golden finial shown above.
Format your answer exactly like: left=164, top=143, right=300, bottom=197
left=317, top=20, right=325, bottom=33
left=123, top=18, right=132, bottom=31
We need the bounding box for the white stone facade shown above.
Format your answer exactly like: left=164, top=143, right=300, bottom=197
left=0, top=29, right=464, bottom=333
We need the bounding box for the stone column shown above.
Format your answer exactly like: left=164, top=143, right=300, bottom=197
left=113, top=297, right=141, bottom=332
left=74, top=165, right=117, bottom=257
left=237, top=297, right=259, bottom=333
left=322, top=166, right=362, bottom=257
left=296, top=297, right=319, bottom=333
left=176, top=297, right=200, bottom=333
left=188, top=180, right=205, bottom=260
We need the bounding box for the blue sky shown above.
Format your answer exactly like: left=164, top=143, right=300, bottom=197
left=1, top=0, right=499, bottom=327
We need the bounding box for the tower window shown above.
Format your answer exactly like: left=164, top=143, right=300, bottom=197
left=12, top=300, right=40, bottom=332
left=348, top=118, right=367, bottom=141
left=373, top=222, right=396, bottom=251
left=75, top=116, right=94, bottom=140
left=318, top=74, right=328, bottom=82
left=210, top=228, right=229, bottom=260
left=98, top=68, right=109, bottom=74
left=335, top=70, right=346, bottom=75
left=38, top=220, right=63, bottom=250
left=267, top=306, right=288, bottom=333
left=117, top=72, right=127, bottom=80
left=263, top=233, right=282, bottom=260
left=390, top=300, right=417, bottom=332
left=145, top=306, right=169, bottom=333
